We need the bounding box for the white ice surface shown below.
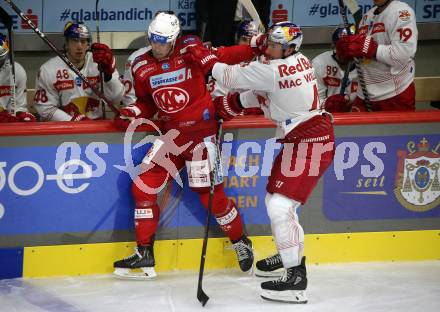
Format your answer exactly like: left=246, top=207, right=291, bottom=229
left=1, top=261, right=440, bottom=312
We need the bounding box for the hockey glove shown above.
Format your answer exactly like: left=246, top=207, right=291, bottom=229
left=16, top=111, right=36, bottom=122
left=336, top=34, right=378, bottom=60
left=282, top=114, right=333, bottom=144
left=91, top=43, right=116, bottom=76
left=184, top=45, right=219, bottom=76
left=324, top=94, right=351, bottom=113
left=0, top=110, right=18, bottom=123
left=114, top=104, right=142, bottom=131
left=62, top=102, right=89, bottom=121
left=213, top=93, right=244, bottom=121
left=250, top=33, right=268, bottom=56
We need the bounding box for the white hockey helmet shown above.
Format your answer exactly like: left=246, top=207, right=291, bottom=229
left=147, top=12, right=180, bottom=45
left=268, top=21, right=303, bottom=52
left=236, top=20, right=260, bottom=42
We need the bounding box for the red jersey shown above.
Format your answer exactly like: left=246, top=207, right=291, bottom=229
left=131, top=35, right=254, bottom=131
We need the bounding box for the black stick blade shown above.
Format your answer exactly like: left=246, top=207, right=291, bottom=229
left=197, top=287, right=209, bottom=307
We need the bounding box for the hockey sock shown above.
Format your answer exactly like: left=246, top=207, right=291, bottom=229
left=265, top=193, right=304, bottom=268
left=198, top=188, right=244, bottom=242
left=134, top=202, right=160, bottom=246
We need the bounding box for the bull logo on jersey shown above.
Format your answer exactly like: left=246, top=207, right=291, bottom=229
left=394, top=138, right=440, bottom=212
left=399, top=10, right=411, bottom=21
left=323, top=76, right=340, bottom=87
left=152, top=87, right=189, bottom=113
left=0, top=86, right=12, bottom=97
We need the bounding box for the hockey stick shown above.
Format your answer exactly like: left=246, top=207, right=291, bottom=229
left=238, top=0, right=265, bottom=32
left=197, top=119, right=224, bottom=307
left=344, top=0, right=363, bottom=29
left=337, top=0, right=354, bottom=97
left=95, top=0, right=106, bottom=119
left=2, top=0, right=119, bottom=115
left=0, top=6, right=17, bottom=116
left=338, top=0, right=372, bottom=111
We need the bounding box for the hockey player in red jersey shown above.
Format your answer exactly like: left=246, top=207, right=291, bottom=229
left=113, top=12, right=257, bottom=280
left=335, top=0, right=418, bottom=111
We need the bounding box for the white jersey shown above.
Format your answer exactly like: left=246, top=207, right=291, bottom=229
left=34, top=52, right=124, bottom=121
left=121, top=46, right=151, bottom=106
left=357, top=0, right=417, bottom=101
left=0, top=60, right=28, bottom=113
left=212, top=52, right=321, bottom=138
left=207, top=47, right=260, bottom=99
left=312, top=51, right=358, bottom=103
left=207, top=75, right=229, bottom=98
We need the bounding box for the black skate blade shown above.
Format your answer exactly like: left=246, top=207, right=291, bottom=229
left=197, top=287, right=209, bottom=306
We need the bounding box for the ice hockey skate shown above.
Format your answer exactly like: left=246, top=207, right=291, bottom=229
left=255, top=253, right=284, bottom=277
left=113, top=245, right=157, bottom=280
left=260, top=256, right=307, bottom=303
left=231, top=236, right=254, bottom=272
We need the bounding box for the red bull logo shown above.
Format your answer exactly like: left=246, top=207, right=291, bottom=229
left=0, top=36, right=9, bottom=57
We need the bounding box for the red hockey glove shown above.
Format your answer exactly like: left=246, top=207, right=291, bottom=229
left=114, top=104, right=142, bottom=131
left=0, top=110, right=18, bottom=123
left=184, top=45, right=219, bottom=75
left=16, top=111, right=36, bottom=122
left=178, top=35, right=203, bottom=54
left=336, top=34, right=378, bottom=61
left=250, top=33, right=267, bottom=56
left=91, top=43, right=116, bottom=76
left=324, top=94, right=351, bottom=113
left=213, top=93, right=244, bottom=121
left=62, top=102, right=89, bottom=121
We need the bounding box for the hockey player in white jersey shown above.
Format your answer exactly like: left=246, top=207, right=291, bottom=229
left=312, top=25, right=359, bottom=112
left=336, top=0, right=417, bottom=111
left=120, top=46, right=151, bottom=107
left=34, top=21, right=124, bottom=121
left=186, top=21, right=335, bottom=303
left=0, top=33, right=35, bottom=122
